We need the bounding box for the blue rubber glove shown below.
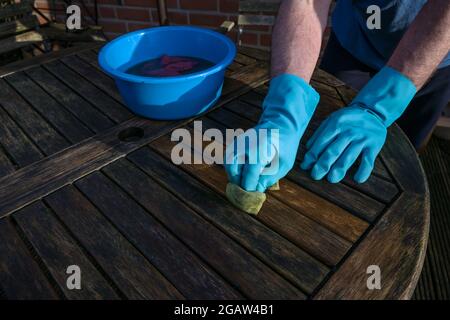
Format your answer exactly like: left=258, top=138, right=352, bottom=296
left=225, top=74, right=320, bottom=192
left=301, top=66, right=417, bottom=183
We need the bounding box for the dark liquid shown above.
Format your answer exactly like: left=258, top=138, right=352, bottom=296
left=126, top=55, right=215, bottom=77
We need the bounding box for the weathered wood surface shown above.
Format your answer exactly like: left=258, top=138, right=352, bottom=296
left=0, top=46, right=428, bottom=299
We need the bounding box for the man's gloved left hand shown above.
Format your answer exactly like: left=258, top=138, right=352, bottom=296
left=301, top=66, right=417, bottom=183
left=225, top=74, right=320, bottom=192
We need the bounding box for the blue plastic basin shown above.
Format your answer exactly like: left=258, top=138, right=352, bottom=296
left=98, top=26, right=236, bottom=120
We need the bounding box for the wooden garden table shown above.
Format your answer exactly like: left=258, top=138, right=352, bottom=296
left=0, top=44, right=429, bottom=300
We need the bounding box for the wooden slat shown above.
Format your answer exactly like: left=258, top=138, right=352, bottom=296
left=13, top=201, right=121, bottom=299
left=314, top=194, right=428, bottom=300
left=234, top=52, right=258, bottom=66
left=0, top=62, right=270, bottom=219
left=0, top=147, right=15, bottom=177
left=189, top=116, right=368, bottom=243
left=103, top=158, right=306, bottom=299
left=75, top=171, right=242, bottom=299
left=239, top=0, right=280, bottom=12
left=298, top=139, right=396, bottom=200
left=0, top=78, right=69, bottom=155
left=312, top=68, right=345, bottom=87
left=5, top=71, right=93, bottom=144
left=25, top=66, right=115, bottom=133
left=0, top=15, right=38, bottom=38
left=238, top=89, right=265, bottom=106
left=341, top=171, right=399, bottom=204
left=0, top=106, right=42, bottom=167
left=311, top=80, right=342, bottom=100
left=0, top=117, right=172, bottom=218
left=149, top=126, right=351, bottom=267
left=383, top=126, right=428, bottom=194
left=227, top=61, right=244, bottom=72
left=76, top=49, right=103, bottom=69
left=43, top=60, right=132, bottom=124
left=60, top=55, right=125, bottom=104
left=206, top=104, right=386, bottom=221
left=129, top=146, right=329, bottom=293
left=238, top=46, right=270, bottom=61
left=315, top=125, right=429, bottom=300
left=0, top=218, right=58, bottom=299
left=373, top=158, right=392, bottom=181
left=335, top=85, right=357, bottom=105
left=270, top=177, right=368, bottom=242
left=288, top=168, right=385, bottom=222
left=44, top=185, right=183, bottom=299
left=0, top=42, right=101, bottom=77
left=222, top=61, right=270, bottom=96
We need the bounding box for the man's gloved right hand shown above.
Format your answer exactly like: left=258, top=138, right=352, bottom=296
left=300, top=66, right=417, bottom=184
left=224, top=74, right=320, bottom=192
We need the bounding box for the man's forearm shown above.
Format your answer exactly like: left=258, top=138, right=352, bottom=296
left=271, top=0, right=332, bottom=81
left=388, top=0, right=450, bottom=89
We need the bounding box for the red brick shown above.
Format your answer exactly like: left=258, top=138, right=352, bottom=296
left=101, top=21, right=127, bottom=33
left=190, top=13, right=226, bottom=27
left=151, top=8, right=185, bottom=25
left=239, top=32, right=258, bottom=46
left=151, top=8, right=159, bottom=22
left=116, top=7, right=151, bottom=21
left=219, top=0, right=238, bottom=13
left=168, top=11, right=189, bottom=25
left=260, top=33, right=272, bottom=47
left=127, top=22, right=152, bottom=31
left=105, top=32, right=121, bottom=40
left=98, top=6, right=116, bottom=19
left=180, top=0, right=217, bottom=11
left=226, top=30, right=238, bottom=42
left=152, top=8, right=188, bottom=25
left=123, top=0, right=157, bottom=7
left=166, top=0, right=178, bottom=8
left=97, top=0, right=118, bottom=4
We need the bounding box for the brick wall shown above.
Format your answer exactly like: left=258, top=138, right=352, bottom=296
left=34, top=0, right=333, bottom=51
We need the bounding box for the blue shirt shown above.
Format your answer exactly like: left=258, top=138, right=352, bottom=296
left=332, top=0, right=450, bottom=70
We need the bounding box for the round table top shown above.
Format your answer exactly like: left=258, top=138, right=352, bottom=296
left=0, top=45, right=429, bottom=300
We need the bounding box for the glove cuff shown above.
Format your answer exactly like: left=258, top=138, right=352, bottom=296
left=261, top=74, right=320, bottom=132
left=351, top=66, right=417, bottom=127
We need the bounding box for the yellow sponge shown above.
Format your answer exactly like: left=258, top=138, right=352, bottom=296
left=225, top=181, right=279, bottom=215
